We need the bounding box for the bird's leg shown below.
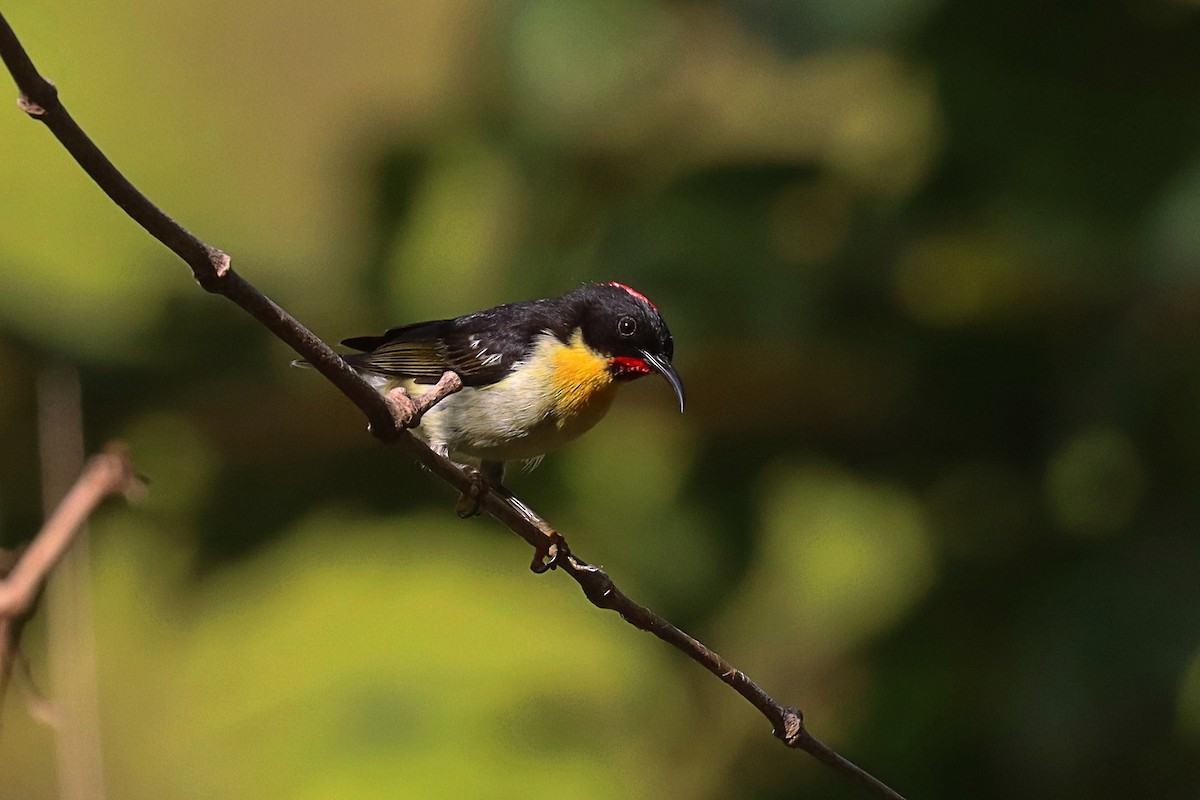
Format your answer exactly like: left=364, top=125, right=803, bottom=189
left=384, top=371, right=463, bottom=430
left=455, top=459, right=504, bottom=519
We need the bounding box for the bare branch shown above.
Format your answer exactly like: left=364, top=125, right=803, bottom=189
left=0, top=547, right=25, bottom=719
left=0, top=444, right=141, bottom=721
left=0, top=13, right=904, bottom=799
left=382, top=371, right=464, bottom=431
left=0, top=445, right=139, bottom=619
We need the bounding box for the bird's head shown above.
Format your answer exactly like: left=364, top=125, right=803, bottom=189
left=569, top=282, right=684, bottom=412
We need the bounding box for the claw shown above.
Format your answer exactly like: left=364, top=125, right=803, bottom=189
left=455, top=466, right=488, bottom=518
left=530, top=532, right=566, bottom=574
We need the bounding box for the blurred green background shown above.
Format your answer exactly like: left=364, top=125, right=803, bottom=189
left=4, top=0, right=1200, bottom=797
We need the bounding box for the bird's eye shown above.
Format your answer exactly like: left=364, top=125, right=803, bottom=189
left=617, top=316, right=637, bottom=337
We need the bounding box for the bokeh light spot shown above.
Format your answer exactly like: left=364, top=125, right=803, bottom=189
left=895, top=230, right=1028, bottom=327
left=1177, top=645, right=1200, bottom=745
left=1045, top=426, right=1145, bottom=537
left=751, top=464, right=937, bottom=654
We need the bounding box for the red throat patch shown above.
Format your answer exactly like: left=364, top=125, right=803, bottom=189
left=603, top=282, right=657, bottom=311
left=609, top=355, right=652, bottom=380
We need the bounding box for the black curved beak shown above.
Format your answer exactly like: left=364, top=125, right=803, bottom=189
left=639, top=350, right=685, bottom=412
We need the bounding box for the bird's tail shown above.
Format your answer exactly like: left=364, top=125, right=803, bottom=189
left=292, top=355, right=394, bottom=390
left=290, top=352, right=371, bottom=372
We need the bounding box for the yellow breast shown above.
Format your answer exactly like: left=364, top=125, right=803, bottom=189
left=547, top=330, right=618, bottom=434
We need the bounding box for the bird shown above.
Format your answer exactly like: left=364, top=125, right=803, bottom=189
left=335, top=282, right=684, bottom=516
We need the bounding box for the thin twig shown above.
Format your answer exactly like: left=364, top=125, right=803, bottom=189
left=0, top=547, right=25, bottom=722
left=0, top=445, right=139, bottom=619
left=0, top=13, right=903, bottom=799
left=0, top=444, right=140, bottom=722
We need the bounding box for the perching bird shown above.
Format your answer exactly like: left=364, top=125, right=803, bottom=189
left=336, top=282, right=683, bottom=515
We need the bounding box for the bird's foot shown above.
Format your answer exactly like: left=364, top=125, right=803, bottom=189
left=485, top=484, right=562, bottom=572
left=455, top=466, right=489, bottom=518
left=384, top=371, right=463, bottom=430
left=530, top=532, right=566, bottom=574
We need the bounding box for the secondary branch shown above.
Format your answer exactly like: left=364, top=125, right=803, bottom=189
left=0, top=445, right=140, bottom=718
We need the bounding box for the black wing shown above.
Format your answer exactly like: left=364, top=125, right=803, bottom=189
left=341, top=301, right=562, bottom=386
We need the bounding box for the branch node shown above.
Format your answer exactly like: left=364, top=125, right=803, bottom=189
left=100, top=441, right=143, bottom=499
left=212, top=249, right=231, bottom=278
left=194, top=248, right=232, bottom=292
left=15, top=75, right=54, bottom=118
left=17, top=91, right=44, bottom=116
left=774, top=706, right=806, bottom=747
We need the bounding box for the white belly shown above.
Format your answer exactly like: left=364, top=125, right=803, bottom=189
left=405, top=371, right=617, bottom=464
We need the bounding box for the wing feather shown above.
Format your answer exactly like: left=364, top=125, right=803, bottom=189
left=341, top=321, right=452, bottom=382
left=339, top=308, right=552, bottom=386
